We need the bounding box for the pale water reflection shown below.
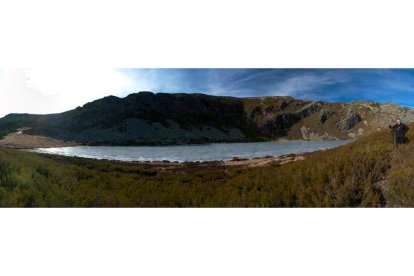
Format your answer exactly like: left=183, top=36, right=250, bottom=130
left=32, top=140, right=351, bottom=162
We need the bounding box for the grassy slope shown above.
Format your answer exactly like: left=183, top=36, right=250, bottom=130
left=0, top=124, right=410, bottom=207
left=383, top=127, right=414, bottom=207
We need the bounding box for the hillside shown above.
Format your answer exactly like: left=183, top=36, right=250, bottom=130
left=1, top=92, right=414, bottom=145
left=0, top=123, right=411, bottom=207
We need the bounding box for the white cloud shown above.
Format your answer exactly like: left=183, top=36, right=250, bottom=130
left=0, top=68, right=134, bottom=117
left=269, top=73, right=343, bottom=97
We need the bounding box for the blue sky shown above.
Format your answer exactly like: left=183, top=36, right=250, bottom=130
left=120, top=69, right=414, bottom=107
left=1, top=68, right=414, bottom=117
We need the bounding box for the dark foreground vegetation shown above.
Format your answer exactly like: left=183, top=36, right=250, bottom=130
left=0, top=124, right=412, bottom=207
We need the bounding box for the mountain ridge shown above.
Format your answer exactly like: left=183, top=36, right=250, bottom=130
left=1, top=91, right=414, bottom=145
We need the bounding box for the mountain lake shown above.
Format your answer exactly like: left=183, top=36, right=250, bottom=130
left=30, top=140, right=351, bottom=162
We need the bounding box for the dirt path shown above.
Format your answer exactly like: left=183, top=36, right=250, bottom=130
left=0, top=128, right=78, bottom=149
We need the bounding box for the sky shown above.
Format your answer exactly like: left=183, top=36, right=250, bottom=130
left=1, top=68, right=414, bottom=117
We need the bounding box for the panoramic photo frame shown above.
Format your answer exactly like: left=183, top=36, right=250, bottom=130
left=0, top=68, right=411, bottom=207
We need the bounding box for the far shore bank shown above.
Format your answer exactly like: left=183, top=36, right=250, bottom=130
left=0, top=128, right=351, bottom=150
left=0, top=129, right=79, bottom=149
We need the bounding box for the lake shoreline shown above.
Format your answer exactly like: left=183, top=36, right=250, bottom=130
left=0, top=129, right=350, bottom=149
left=26, top=147, right=320, bottom=170
left=29, top=139, right=349, bottom=163
left=30, top=150, right=313, bottom=170
left=1, top=130, right=347, bottom=169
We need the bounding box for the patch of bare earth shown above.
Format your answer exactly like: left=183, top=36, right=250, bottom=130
left=0, top=129, right=78, bottom=149
left=133, top=153, right=308, bottom=172
left=224, top=154, right=305, bottom=167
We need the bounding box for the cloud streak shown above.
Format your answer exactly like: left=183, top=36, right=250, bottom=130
left=268, top=72, right=347, bottom=97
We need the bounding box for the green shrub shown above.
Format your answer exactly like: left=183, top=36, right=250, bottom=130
left=36, top=165, right=51, bottom=178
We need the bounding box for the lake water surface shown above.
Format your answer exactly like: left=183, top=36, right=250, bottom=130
left=31, top=140, right=351, bottom=162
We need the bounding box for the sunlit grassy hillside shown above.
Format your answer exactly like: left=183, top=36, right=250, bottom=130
left=0, top=124, right=412, bottom=207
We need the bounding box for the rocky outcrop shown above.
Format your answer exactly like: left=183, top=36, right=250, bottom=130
left=255, top=101, right=322, bottom=138
left=319, top=109, right=335, bottom=124
left=335, top=111, right=362, bottom=131
left=301, top=126, right=338, bottom=140
left=320, top=112, right=329, bottom=124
